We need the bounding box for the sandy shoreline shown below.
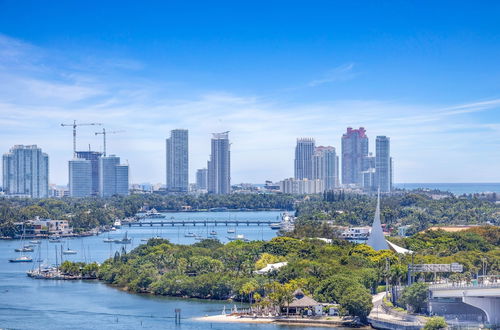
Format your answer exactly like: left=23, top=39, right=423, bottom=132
left=193, top=314, right=275, bottom=324
left=193, top=314, right=363, bottom=328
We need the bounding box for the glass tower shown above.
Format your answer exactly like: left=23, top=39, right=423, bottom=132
left=208, top=132, right=231, bottom=194
left=2, top=145, right=49, bottom=198
left=166, top=129, right=189, bottom=193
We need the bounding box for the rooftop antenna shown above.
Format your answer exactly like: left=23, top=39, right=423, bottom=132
left=61, top=120, right=102, bottom=158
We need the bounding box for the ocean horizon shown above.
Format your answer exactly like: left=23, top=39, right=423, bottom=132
left=394, top=183, right=500, bottom=195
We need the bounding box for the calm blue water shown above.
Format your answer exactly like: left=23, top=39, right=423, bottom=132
left=0, top=211, right=339, bottom=329
left=395, top=183, right=500, bottom=195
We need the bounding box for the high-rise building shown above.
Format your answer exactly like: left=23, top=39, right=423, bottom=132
left=341, top=127, right=368, bottom=186
left=166, top=129, right=189, bottom=192
left=115, top=164, right=130, bottom=196
left=99, top=155, right=129, bottom=197
left=75, top=151, right=102, bottom=196
left=69, top=159, right=92, bottom=197
left=312, top=146, right=338, bottom=191
left=207, top=132, right=231, bottom=194
left=375, top=136, right=391, bottom=192
left=294, top=138, right=315, bottom=180
left=196, top=168, right=208, bottom=190
left=2, top=145, right=49, bottom=198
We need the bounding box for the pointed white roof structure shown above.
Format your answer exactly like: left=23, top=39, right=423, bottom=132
left=367, top=190, right=389, bottom=251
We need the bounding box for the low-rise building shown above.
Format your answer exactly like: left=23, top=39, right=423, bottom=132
left=15, top=218, right=73, bottom=237
left=279, top=178, right=324, bottom=194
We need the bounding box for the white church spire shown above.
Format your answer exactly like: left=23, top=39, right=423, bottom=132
left=367, top=190, right=389, bottom=251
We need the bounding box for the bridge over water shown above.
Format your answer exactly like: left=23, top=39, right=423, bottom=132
left=429, top=280, right=500, bottom=325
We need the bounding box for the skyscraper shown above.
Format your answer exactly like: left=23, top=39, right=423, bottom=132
left=69, top=159, right=92, bottom=197
left=375, top=136, right=391, bottom=192
left=207, top=132, right=231, bottom=194
left=115, top=164, right=130, bottom=196
left=196, top=168, right=208, bottom=190
left=2, top=145, right=49, bottom=198
left=166, top=129, right=189, bottom=192
left=99, top=155, right=129, bottom=197
left=294, top=138, right=315, bottom=180
left=341, top=127, right=368, bottom=186
left=75, top=151, right=102, bottom=196
left=312, top=146, right=338, bottom=191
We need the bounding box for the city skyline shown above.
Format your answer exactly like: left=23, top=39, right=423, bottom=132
left=2, top=2, right=500, bottom=184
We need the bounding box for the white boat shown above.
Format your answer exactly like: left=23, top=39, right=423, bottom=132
left=29, top=240, right=42, bottom=244
left=62, top=248, right=77, bottom=255
left=269, top=223, right=282, bottom=230
left=113, top=219, right=122, bottom=228
left=227, top=228, right=235, bottom=234
left=210, top=230, right=217, bottom=236
left=114, top=232, right=132, bottom=244
left=49, top=236, right=61, bottom=243
left=226, top=234, right=249, bottom=242
left=184, top=232, right=196, bottom=237
left=144, top=208, right=164, bottom=218
left=15, top=246, right=34, bottom=252
left=103, top=235, right=114, bottom=243
left=9, top=255, right=33, bottom=263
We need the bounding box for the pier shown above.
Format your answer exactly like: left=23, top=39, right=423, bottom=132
left=125, top=220, right=276, bottom=227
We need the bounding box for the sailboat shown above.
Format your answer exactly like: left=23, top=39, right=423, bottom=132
left=103, top=233, right=114, bottom=243
left=62, top=243, right=77, bottom=255
left=10, top=223, right=33, bottom=263
left=114, top=231, right=132, bottom=244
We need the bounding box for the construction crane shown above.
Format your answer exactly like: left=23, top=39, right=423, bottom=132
left=95, top=128, right=125, bottom=157
left=61, top=120, right=102, bottom=158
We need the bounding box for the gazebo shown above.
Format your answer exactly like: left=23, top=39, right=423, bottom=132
left=284, top=289, right=321, bottom=316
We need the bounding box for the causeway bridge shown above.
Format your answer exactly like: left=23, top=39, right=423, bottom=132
left=125, top=220, right=276, bottom=227
left=429, top=280, right=500, bottom=325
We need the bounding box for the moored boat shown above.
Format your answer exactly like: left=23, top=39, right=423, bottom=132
left=15, top=246, right=34, bottom=252
left=49, top=236, right=61, bottom=243
left=114, top=231, right=132, bottom=244
left=226, top=234, right=249, bottom=242
left=269, top=223, right=282, bottom=230
left=62, top=248, right=77, bottom=255
left=9, top=255, right=33, bottom=263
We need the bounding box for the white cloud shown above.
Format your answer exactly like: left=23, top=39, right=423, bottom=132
left=308, top=63, right=357, bottom=87
left=1, top=35, right=500, bottom=185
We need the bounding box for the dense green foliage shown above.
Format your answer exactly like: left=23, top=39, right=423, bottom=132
left=295, top=192, right=500, bottom=236
left=390, top=227, right=500, bottom=277
left=399, top=282, right=429, bottom=313
left=60, top=261, right=99, bottom=278
left=423, top=316, right=448, bottom=330
left=0, top=193, right=296, bottom=236
left=97, top=237, right=384, bottom=320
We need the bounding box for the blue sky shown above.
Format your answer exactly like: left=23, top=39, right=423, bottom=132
left=1, top=1, right=500, bottom=184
